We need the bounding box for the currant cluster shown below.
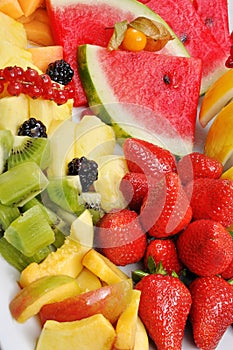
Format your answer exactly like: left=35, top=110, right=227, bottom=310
left=0, top=66, right=75, bottom=105
left=225, top=31, right=233, bottom=68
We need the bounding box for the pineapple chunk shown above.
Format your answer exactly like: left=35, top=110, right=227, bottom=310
left=0, top=40, right=32, bottom=67
left=36, top=314, right=116, bottom=350
left=70, top=209, right=94, bottom=249
left=0, top=11, right=27, bottom=48
left=19, top=238, right=88, bottom=287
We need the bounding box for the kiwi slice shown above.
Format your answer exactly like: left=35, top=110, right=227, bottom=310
left=0, top=203, right=20, bottom=236
left=82, top=192, right=104, bottom=224
left=0, top=129, right=14, bottom=173
left=7, top=135, right=51, bottom=170
left=4, top=204, right=55, bottom=257
left=0, top=161, right=49, bottom=207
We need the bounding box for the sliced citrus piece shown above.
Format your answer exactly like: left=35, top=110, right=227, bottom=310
left=199, top=68, right=233, bottom=127
left=204, top=99, right=233, bottom=165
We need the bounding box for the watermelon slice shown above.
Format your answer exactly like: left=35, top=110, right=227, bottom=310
left=193, top=0, right=231, bottom=55
left=46, top=0, right=189, bottom=107
left=77, top=44, right=202, bottom=156
left=137, top=0, right=229, bottom=94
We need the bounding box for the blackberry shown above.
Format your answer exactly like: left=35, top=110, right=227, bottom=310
left=17, top=118, right=47, bottom=138
left=46, top=59, right=74, bottom=85
left=67, top=157, right=98, bottom=192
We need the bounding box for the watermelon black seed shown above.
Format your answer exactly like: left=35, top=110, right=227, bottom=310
left=180, top=33, right=188, bottom=44
left=163, top=75, right=171, bottom=85
left=67, top=156, right=98, bottom=192
left=204, top=17, right=214, bottom=29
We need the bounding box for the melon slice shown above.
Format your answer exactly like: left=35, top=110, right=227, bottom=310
left=46, top=0, right=189, bottom=107
left=193, top=0, right=231, bottom=55
left=77, top=44, right=202, bottom=156
left=138, top=0, right=229, bottom=94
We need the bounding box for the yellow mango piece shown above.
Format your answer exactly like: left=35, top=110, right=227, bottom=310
left=0, top=11, right=27, bottom=47
left=20, top=238, right=87, bottom=287
left=114, top=289, right=141, bottom=350
left=0, top=94, right=29, bottom=134
left=204, top=100, right=233, bottom=165
left=76, top=267, right=102, bottom=292
left=0, top=0, right=24, bottom=19
left=18, top=0, right=44, bottom=17
left=82, top=249, right=129, bottom=285
left=36, top=314, right=116, bottom=350
left=199, top=68, right=233, bottom=127
left=10, top=275, right=81, bottom=323
left=133, top=317, right=149, bottom=350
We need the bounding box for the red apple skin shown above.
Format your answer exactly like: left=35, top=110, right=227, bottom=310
left=39, top=279, right=132, bottom=326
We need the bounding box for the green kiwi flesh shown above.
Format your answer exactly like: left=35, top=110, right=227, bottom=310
left=0, top=129, right=14, bottom=174
left=0, top=203, right=20, bottom=235
left=7, top=136, right=51, bottom=170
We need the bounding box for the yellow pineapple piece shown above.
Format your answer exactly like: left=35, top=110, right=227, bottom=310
left=19, top=238, right=88, bottom=287
left=76, top=267, right=102, bottom=292
left=134, top=317, right=149, bottom=350
left=199, top=68, right=233, bottom=127
left=36, top=314, right=116, bottom=350
left=0, top=39, right=32, bottom=68
left=0, top=94, right=29, bottom=134
left=204, top=100, right=233, bottom=165
left=82, top=249, right=129, bottom=285
left=0, top=11, right=27, bottom=48
left=114, top=289, right=141, bottom=350
left=70, top=209, right=94, bottom=249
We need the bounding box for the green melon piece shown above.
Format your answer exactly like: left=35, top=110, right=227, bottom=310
left=139, top=0, right=229, bottom=94
left=78, top=44, right=202, bottom=156
left=46, top=0, right=189, bottom=106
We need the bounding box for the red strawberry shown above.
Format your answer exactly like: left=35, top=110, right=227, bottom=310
left=144, top=238, right=183, bottom=274
left=189, top=275, right=233, bottom=350
left=123, top=138, right=177, bottom=177
left=185, top=177, right=233, bottom=227
left=95, top=209, right=147, bottom=266
left=119, top=172, right=148, bottom=212
left=221, top=256, right=233, bottom=279
left=136, top=273, right=192, bottom=350
left=140, top=172, right=192, bottom=238
left=176, top=219, right=233, bottom=277
left=177, top=151, right=223, bottom=185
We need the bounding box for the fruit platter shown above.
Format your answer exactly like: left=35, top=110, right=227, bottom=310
left=0, top=0, right=233, bottom=349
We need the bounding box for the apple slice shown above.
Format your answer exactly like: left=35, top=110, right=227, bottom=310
left=36, top=314, right=116, bottom=350
left=76, top=267, right=102, bottom=292
left=39, top=278, right=132, bottom=326
left=10, top=275, right=81, bottom=323
left=82, top=249, right=129, bottom=285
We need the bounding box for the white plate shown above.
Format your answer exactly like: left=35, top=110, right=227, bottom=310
left=0, top=3, right=233, bottom=350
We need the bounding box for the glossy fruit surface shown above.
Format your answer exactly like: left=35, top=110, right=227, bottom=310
left=121, top=27, right=147, bottom=52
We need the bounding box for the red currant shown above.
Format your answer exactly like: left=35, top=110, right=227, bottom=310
left=0, top=81, right=4, bottom=94
left=7, top=81, right=23, bottom=96
left=53, top=88, right=69, bottom=105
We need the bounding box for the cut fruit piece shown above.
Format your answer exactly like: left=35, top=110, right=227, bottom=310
left=134, top=317, right=149, bottom=350
left=78, top=44, right=202, bottom=156
left=139, top=0, right=229, bottom=94
left=76, top=268, right=102, bottom=293
left=7, top=136, right=51, bottom=170
left=221, top=166, right=233, bottom=180
left=23, top=19, right=54, bottom=46
left=4, top=204, right=55, bottom=257
left=36, top=314, right=116, bottom=350
left=199, top=68, right=233, bottom=127
left=70, top=209, right=94, bottom=249
left=204, top=99, right=233, bottom=166
left=28, top=45, right=63, bottom=72
left=82, top=249, right=129, bottom=285
left=18, top=0, right=44, bottom=17
left=10, top=274, right=81, bottom=323
left=0, top=161, right=49, bottom=207
left=46, top=0, right=189, bottom=106
left=0, top=11, right=27, bottom=48
left=19, top=237, right=87, bottom=287
left=0, top=129, right=14, bottom=174
left=0, top=39, right=32, bottom=68
left=0, top=0, right=24, bottom=19
left=39, top=279, right=133, bottom=325
left=0, top=203, right=20, bottom=231
left=94, top=155, right=128, bottom=212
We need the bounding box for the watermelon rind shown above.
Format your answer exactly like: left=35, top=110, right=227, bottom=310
left=78, top=44, right=201, bottom=156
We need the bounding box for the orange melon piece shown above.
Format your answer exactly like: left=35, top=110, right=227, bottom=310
left=18, top=7, right=49, bottom=24
left=28, top=45, right=63, bottom=72
left=17, top=0, right=44, bottom=17
left=0, top=0, right=24, bottom=19
left=24, top=19, right=54, bottom=46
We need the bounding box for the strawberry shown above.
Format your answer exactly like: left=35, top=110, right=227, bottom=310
left=135, top=273, right=192, bottom=349
left=177, top=151, right=223, bottom=185
left=123, top=138, right=177, bottom=177
left=185, top=177, right=233, bottom=227
left=176, top=219, right=233, bottom=277
left=140, top=172, right=192, bottom=237
left=144, top=238, right=183, bottom=274
left=189, top=275, right=233, bottom=350
left=221, top=257, right=233, bottom=279
left=95, top=208, right=147, bottom=266
left=119, top=172, right=148, bottom=212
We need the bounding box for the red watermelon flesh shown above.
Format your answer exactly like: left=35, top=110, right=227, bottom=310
left=192, top=0, right=231, bottom=55
left=45, top=0, right=189, bottom=107
left=78, top=44, right=202, bottom=155
left=137, top=0, right=229, bottom=94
